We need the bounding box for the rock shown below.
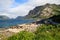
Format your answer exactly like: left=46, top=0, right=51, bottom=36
left=7, top=23, right=38, bottom=33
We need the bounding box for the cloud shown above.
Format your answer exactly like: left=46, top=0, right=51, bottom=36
left=8, top=5, right=34, bottom=17
left=0, top=0, right=14, bottom=10
left=0, top=0, right=60, bottom=18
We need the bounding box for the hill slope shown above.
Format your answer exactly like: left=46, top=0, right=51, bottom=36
left=26, top=3, right=60, bottom=19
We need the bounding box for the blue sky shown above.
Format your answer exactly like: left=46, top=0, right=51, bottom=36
left=15, top=0, right=28, bottom=4
left=0, top=0, right=60, bottom=18
left=11, top=0, right=28, bottom=8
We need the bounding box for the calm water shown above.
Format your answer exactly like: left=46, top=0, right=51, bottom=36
left=0, top=19, right=34, bottom=28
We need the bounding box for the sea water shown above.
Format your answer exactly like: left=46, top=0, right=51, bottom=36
left=0, top=19, right=34, bottom=28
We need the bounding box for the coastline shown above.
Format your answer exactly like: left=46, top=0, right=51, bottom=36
left=0, top=23, right=38, bottom=37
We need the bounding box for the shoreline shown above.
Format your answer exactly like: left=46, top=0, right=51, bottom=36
left=0, top=23, right=38, bottom=33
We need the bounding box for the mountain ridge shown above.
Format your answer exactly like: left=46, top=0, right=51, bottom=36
left=25, top=3, right=60, bottom=19
left=0, top=15, right=10, bottom=20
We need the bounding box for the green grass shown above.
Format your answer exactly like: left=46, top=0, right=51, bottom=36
left=34, top=24, right=60, bottom=40
left=7, top=31, right=35, bottom=40
left=6, top=24, right=60, bottom=40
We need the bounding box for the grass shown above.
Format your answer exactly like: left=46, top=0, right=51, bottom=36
left=6, top=24, right=60, bottom=40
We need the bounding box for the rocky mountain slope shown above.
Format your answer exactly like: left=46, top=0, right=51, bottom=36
left=25, top=3, right=60, bottom=24
left=26, top=3, right=60, bottom=19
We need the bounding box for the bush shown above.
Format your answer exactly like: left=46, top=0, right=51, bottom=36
left=7, top=24, right=60, bottom=40
left=35, top=24, right=60, bottom=40
left=7, top=31, right=35, bottom=40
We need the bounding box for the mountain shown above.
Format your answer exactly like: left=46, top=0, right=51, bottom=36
left=0, top=15, right=10, bottom=20
left=15, top=16, right=24, bottom=20
left=26, top=3, right=60, bottom=19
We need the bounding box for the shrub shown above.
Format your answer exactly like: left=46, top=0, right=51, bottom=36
left=7, top=24, right=60, bottom=40
left=7, top=31, right=35, bottom=40
left=35, top=24, right=60, bottom=40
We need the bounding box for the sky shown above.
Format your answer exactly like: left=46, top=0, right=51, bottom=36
left=0, top=0, right=60, bottom=18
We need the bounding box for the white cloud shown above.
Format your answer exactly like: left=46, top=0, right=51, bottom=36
left=0, top=12, right=10, bottom=17
left=8, top=5, right=34, bottom=17
left=0, top=0, right=14, bottom=10
left=27, top=0, right=60, bottom=7
left=0, top=0, right=60, bottom=18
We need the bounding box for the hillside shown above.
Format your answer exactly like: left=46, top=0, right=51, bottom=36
left=26, top=3, right=60, bottom=19
left=0, top=15, right=10, bottom=20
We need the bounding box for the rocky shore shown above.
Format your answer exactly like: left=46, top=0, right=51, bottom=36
left=0, top=23, right=38, bottom=33
left=7, top=23, right=38, bottom=33
left=0, top=23, right=39, bottom=40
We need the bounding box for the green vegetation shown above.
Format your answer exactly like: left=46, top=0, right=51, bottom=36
left=0, top=34, right=7, bottom=40
left=7, top=31, right=35, bottom=40
left=35, top=24, right=60, bottom=40
left=6, top=24, right=60, bottom=40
